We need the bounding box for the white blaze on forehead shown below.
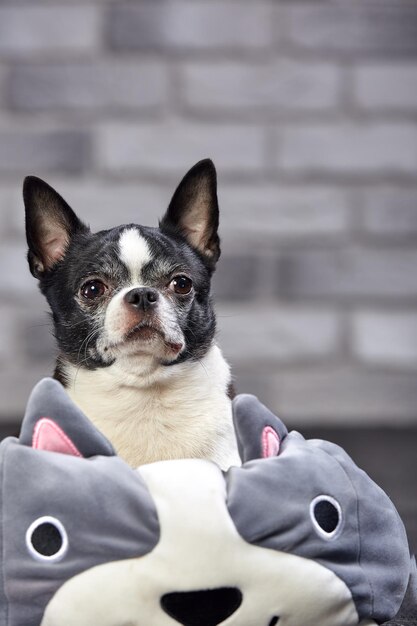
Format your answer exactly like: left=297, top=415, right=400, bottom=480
left=118, top=228, right=152, bottom=284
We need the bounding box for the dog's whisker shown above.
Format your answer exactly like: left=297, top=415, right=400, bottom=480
left=73, top=336, right=99, bottom=386
left=72, top=328, right=102, bottom=387
left=62, top=318, right=93, bottom=329
left=196, top=357, right=209, bottom=378
left=27, top=323, right=53, bottom=329
left=216, top=314, right=242, bottom=319
left=75, top=327, right=101, bottom=371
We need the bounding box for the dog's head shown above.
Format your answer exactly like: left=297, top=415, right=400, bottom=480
left=24, top=160, right=220, bottom=378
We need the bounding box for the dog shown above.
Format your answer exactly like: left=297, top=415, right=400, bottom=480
left=24, top=159, right=240, bottom=470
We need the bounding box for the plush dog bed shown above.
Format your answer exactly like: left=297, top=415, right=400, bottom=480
left=0, top=378, right=415, bottom=625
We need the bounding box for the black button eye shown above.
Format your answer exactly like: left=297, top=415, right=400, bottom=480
left=80, top=279, right=107, bottom=300
left=169, top=275, right=193, bottom=295
left=310, top=496, right=342, bottom=539
left=26, top=516, right=68, bottom=562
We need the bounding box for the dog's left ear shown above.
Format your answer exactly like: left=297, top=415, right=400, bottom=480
left=160, top=159, right=220, bottom=265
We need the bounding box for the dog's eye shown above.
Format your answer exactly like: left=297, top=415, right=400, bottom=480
left=80, top=279, right=107, bottom=300
left=169, top=275, right=193, bottom=295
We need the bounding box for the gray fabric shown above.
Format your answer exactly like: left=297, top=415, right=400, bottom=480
left=0, top=381, right=160, bottom=626
left=233, top=394, right=288, bottom=463
left=0, top=381, right=413, bottom=625
left=386, top=557, right=417, bottom=624
left=232, top=394, right=288, bottom=462
left=0, top=448, right=7, bottom=626
left=19, top=378, right=115, bottom=458
left=227, top=395, right=412, bottom=623
left=1, top=443, right=160, bottom=625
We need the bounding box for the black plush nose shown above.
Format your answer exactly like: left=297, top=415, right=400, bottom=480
left=161, top=587, right=242, bottom=626
left=124, top=287, right=159, bottom=311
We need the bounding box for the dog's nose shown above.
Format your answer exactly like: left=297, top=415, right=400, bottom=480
left=161, top=587, right=242, bottom=626
left=124, top=287, right=159, bottom=311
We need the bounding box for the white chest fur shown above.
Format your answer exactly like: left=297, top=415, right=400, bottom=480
left=63, top=345, right=240, bottom=470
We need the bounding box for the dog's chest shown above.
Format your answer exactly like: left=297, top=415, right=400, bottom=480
left=64, top=347, right=240, bottom=470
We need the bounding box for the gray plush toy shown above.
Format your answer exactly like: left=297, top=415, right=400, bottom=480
left=0, top=378, right=415, bottom=626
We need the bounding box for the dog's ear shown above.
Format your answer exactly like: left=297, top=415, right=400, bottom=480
left=160, top=159, right=220, bottom=266
left=23, top=176, right=89, bottom=278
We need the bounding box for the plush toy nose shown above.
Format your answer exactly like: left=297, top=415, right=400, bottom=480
left=124, top=287, right=159, bottom=311
left=161, top=587, right=242, bottom=625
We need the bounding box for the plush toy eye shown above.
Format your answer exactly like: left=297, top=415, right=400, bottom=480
left=26, top=516, right=68, bottom=562
left=310, top=495, right=342, bottom=540
left=80, top=279, right=107, bottom=300
left=169, top=275, right=193, bottom=295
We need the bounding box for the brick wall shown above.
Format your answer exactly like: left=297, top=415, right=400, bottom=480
left=1, top=0, right=417, bottom=428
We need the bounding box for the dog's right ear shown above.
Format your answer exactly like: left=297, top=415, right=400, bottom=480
left=160, top=159, right=220, bottom=267
left=23, top=176, right=89, bottom=278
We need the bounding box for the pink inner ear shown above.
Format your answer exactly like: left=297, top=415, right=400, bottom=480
left=262, top=426, right=280, bottom=458
left=32, top=418, right=83, bottom=457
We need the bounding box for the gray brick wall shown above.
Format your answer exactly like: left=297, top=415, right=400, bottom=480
left=0, top=6, right=101, bottom=57
left=108, top=3, right=272, bottom=52
left=281, top=1, right=417, bottom=56
left=0, top=0, right=417, bottom=431
left=0, top=129, right=90, bottom=175
left=9, top=62, right=169, bottom=112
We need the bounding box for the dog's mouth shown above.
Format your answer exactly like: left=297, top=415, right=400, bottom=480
left=125, top=323, right=184, bottom=355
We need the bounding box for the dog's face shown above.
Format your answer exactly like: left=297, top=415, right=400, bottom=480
left=24, top=160, right=221, bottom=379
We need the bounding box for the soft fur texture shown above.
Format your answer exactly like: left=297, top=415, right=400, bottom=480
left=62, top=344, right=236, bottom=468
left=24, top=160, right=240, bottom=469
left=1, top=378, right=414, bottom=626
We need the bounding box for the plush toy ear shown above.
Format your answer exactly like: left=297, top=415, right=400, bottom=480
left=232, top=394, right=288, bottom=463
left=19, top=378, right=115, bottom=458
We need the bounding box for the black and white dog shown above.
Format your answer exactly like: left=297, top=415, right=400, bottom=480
left=24, top=159, right=240, bottom=470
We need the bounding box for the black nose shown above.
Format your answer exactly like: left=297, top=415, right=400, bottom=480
left=124, top=287, right=159, bottom=311
left=161, top=587, right=242, bottom=626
